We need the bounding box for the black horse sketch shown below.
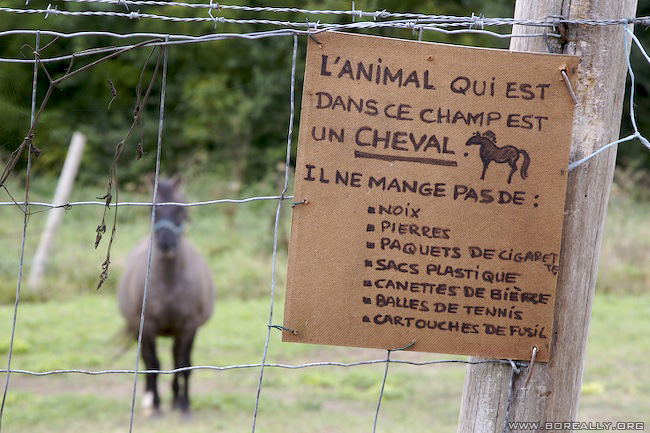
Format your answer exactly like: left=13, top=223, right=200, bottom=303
left=465, top=131, right=531, bottom=184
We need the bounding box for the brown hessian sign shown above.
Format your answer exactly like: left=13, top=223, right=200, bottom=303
left=283, top=32, right=578, bottom=361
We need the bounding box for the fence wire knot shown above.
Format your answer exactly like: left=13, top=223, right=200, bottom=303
left=116, top=0, right=129, bottom=11
left=508, top=359, right=521, bottom=375
left=350, top=1, right=363, bottom=22
left=208, top=0, right=220, bottom=28
left=409, top=19, right=419, bottom=35
left=128, top=10, right=140, bottom=20
left=545, top=14, right=565, bottom=32
left=44, top=4, right=58, bottom=19
left=373, top=9, right=388, bottom=21
left=470, top=12, right=485, bottom=30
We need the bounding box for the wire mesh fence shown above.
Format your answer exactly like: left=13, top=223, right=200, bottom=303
left=0, top=2, right=649, bottom=432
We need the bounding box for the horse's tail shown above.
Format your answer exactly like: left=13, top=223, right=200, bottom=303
left=107, top=326, right=136, bottom=364
left=519, top=149, right=531, bottom=179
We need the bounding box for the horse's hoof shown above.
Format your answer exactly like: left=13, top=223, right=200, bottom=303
left=172, top=397, right=190, bottom=412
left=180, top=411, right=192, bottom=422
left=142, top=391, right=162, bottom=418
left=143, top=407, right=163, bottom=419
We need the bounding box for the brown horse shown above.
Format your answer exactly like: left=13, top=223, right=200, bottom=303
left=117, top=175, right=214, bottom=417
left=465, top=131, right=531, bottom=184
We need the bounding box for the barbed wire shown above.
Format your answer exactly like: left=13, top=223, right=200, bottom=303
left=4, top=2, right=650, bottom=27
left=0, top=25, right=557, bottom=66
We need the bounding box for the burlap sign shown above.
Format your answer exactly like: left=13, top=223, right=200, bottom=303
left=283, top=32, right=578, bottom=361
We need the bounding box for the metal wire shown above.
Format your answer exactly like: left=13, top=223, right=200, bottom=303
left=0, top=195, right=293, bottom=210
left=501, top=360, right=521, bottom=433
left=0, top=32, right=39, bottom=433
left=371, top=341, right=415, bottom=433
left=0, top=358, right=526, bottom=376
left=127, top=35, right=168, bottom=432
left=251, top=33, right=297, bottom=433
left=1, top=4, right=649, bottom=27
left=0, top=27, right=552, bottom=66
left=568, top=23, right=650, bottom=171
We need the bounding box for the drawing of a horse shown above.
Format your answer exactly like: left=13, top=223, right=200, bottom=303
left=117, top=175, right=215, bottom=418
left=465, top=131, right=531, bottom=184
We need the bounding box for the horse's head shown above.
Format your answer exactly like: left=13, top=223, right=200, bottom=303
left=466, top=131, right=482, bottom=146
left=149, top=174, right=186, bottom=258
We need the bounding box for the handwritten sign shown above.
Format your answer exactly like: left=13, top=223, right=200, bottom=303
left=283, top=32, right=578, bottom=361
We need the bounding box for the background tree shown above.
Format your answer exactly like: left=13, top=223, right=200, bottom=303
left=0, top=0, right=647, bottom=187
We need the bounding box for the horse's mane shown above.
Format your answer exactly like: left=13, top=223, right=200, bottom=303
left=482, top=130, right=497, bottom=143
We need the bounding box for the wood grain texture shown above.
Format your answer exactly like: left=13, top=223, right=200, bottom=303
left=457, top=0, right=639, bottom=431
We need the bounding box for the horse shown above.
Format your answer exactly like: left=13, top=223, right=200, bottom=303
left=117, top=174, right=215, bottom=418
left=465, top=131, right=531, bottom=184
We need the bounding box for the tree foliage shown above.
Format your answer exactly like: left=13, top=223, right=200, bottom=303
left=0, top=0, right=647, bottom=187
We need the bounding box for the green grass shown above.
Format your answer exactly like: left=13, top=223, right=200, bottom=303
left=0, top=293, right=647, bottom=432
left=0, top=174, right=288, bottom=302
left=596, top=187, right=650, bottom=295
left=0, top=176, right=648, bottom=432
left=0, top=294, right=465, bottom=433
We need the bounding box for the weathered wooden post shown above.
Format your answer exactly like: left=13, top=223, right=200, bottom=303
left=28, top=131, right=86, bottom=290
left=457, top=0, right=639, bottom=431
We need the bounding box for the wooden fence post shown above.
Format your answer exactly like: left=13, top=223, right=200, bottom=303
left=457, top=0, right=639, bottom=431
left=27, top=132, right=86, bottom=291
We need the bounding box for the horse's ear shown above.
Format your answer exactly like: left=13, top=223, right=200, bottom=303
left=171, top=173, right=183, bottom=190
left=145, top=173, right=155, bottom=192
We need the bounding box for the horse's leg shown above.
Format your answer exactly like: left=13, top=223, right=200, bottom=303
left=141, top=334, right=161, bottom=417
left=507, top=153, right=520, bottom=184
left=172, top=328, right=197, bottom=415
left=507, top=161, right=517, bottom=184
left=481, top=160, right=490, bottom=180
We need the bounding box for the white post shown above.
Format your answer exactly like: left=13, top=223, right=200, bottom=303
left=28, top=131, right=86, bottom=290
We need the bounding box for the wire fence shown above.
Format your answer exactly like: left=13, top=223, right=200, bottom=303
left=0, top=2, right=649, bottom=432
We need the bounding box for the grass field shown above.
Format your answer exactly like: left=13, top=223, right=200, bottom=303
left=0, top=175, right=649, bottom=432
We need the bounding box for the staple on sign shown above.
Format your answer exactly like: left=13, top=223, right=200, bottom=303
left=521, top=346, right=538, bottom=390
left=306, top=19, right=323, bottom=46
left=561, top=69, right=578, bottom=106
left=268, top=324, right=298, bottom=335
left=389, top=340, right=416, bottom=352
